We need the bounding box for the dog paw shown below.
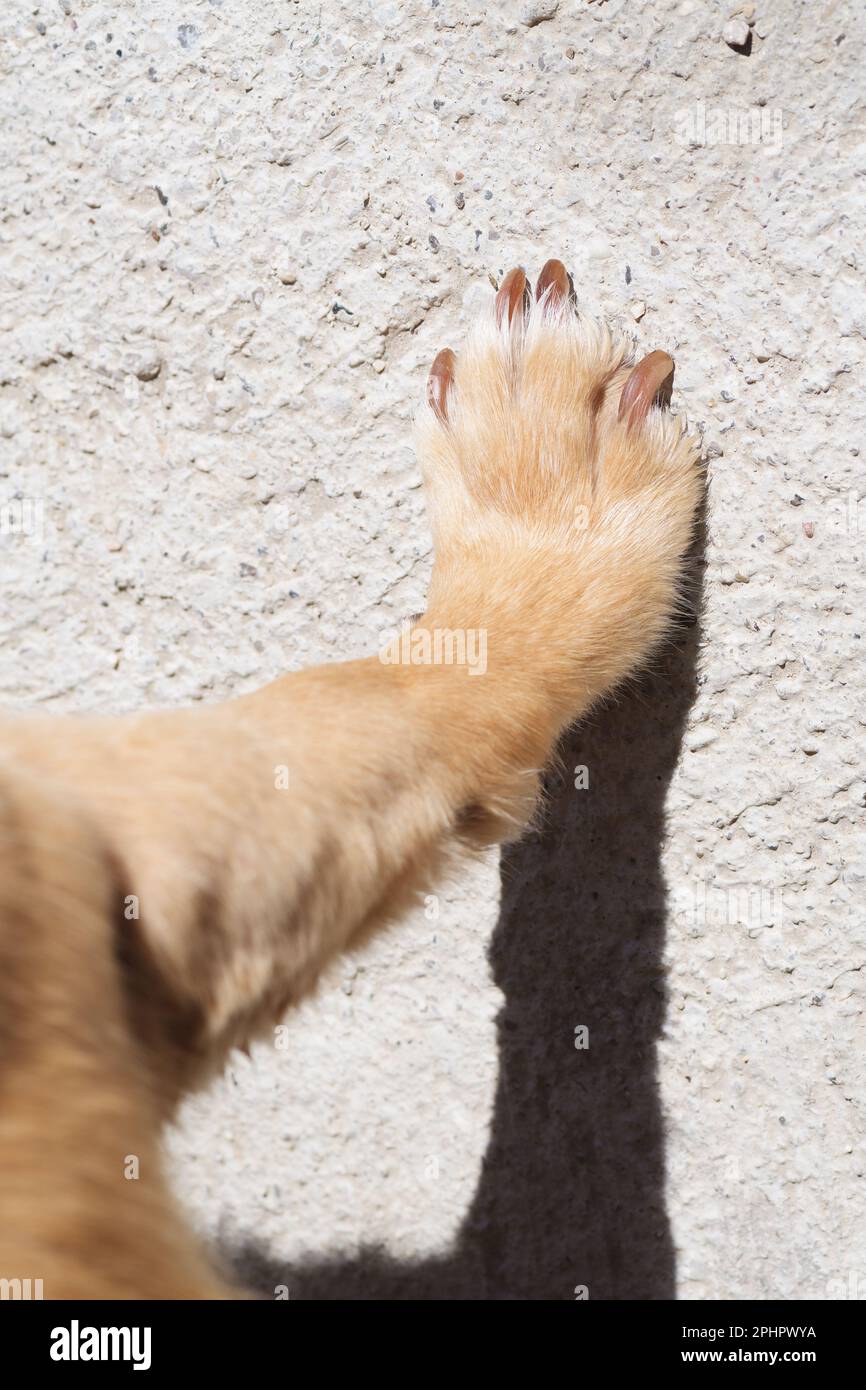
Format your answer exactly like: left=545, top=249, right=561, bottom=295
left=417, top=260, right=703, bottom=715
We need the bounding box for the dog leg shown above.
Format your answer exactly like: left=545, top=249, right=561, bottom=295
left=0, top=262, right=702, bottom=1295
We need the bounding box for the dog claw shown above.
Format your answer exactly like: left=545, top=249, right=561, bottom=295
left=427, top=347, right=457, bottom=422
left=618, top=350, right=675, bottom=428
left=535, top=258, right=572, bottom=310
left=495, top=267, right=531, bottom=327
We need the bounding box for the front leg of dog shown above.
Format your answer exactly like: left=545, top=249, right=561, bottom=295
left=116, top=276, right=700, bottom=1081
left=123, top=655, right=557, bottom=1078
left=52, top=260, right=700, bottom=1088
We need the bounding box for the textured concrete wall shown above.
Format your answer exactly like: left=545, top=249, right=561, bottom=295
left=1, top=0, right=863, bottom=1299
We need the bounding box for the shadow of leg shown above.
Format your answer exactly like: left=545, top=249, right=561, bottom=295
left=453, top=634, right=700, bottom=1299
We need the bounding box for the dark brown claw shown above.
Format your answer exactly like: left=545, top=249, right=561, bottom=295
left=427, top=347, right=456, bottom=422
left=495, top=267, right=531, bottom=327
left=618, top=350, right=675, bottom=429
left=535, top=258, right=572, bottom=310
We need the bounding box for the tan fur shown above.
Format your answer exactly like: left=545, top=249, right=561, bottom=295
left=0, top=271, right=702, bottom=1297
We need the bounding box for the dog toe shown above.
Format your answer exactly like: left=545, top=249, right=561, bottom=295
left=535, top=258, right=573, bottom=312
left=427, top=348, right=457, bottom=423
left=495, top=267, right=531, bottom=327
left=617, top=350, right=675, bottom=430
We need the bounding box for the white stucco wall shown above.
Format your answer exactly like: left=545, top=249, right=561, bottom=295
left=1, top=0, right=863, bottom=1299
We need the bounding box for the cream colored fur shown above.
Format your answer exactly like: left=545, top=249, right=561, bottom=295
left=0, top=266, right=702, bottom=1297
